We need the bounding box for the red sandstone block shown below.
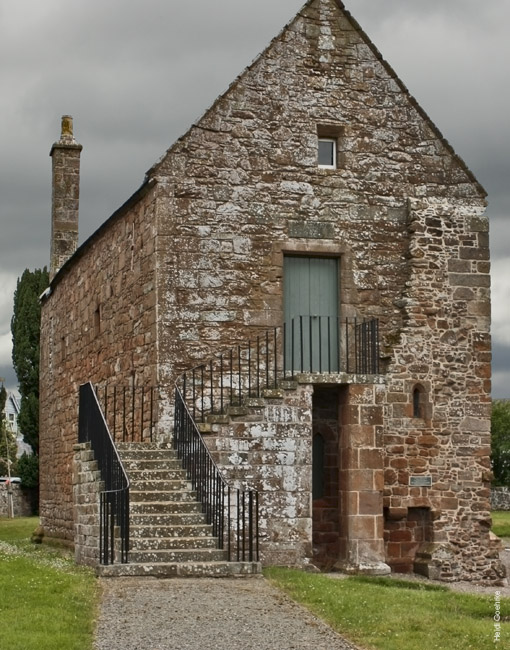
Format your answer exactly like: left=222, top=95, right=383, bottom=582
left=347, top=385, right=374, bottom=404
left=409, top=458, right=427, bottom=469
left=386, top=507, right=407, bottom=520
left=360, top=406, right=383, bottom=426
left=346, top=425, right=376, bottom=447
left=374, top=471, right=384, bottom=491
left=349, top=516, right=376, bottom=539
left=341, top=447, right=359, bottom=470
left=348, top=470, right=375, bottom=491
left=342, top=405, right=360, bottom=424
left=389, top=529, right=413, bottom=542
left=418, top=434, right=438, bottom=446
left=441, top=497, right=459, bottom=510
left=388, top=561, right=414, bottom=573
left=384, top=469, right=397, bottom=485
left=358, top=492, right=381, bottom=515
left=359, top=448, right=383, bottom=470
left=387, top=445, right=405, bottom=455
left=386, top=542, right=402, bottom=558
left=401, top=542, right=420, bottom=557
left=346, top=491, right=359, bottom=514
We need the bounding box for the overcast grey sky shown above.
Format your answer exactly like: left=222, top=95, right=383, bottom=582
left=0, top=0, right=508, bottom=396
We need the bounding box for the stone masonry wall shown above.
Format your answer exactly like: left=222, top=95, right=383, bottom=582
left=151, top=0, right=484, bottom=388
left=40, top=184, right=160, bottom=544
left=383, top=199, right=502, bottom=583
left=204, top=384, right=314, bottom=567
left=39, top=0, right=497, bottom=581
left=0, top=482, right=33, bottom=517
left=145, top=0, right=494, bottom=580
left=73, top=442, right=102, bottom=567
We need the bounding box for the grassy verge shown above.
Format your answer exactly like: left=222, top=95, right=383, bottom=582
left=492, top=510, right=510, bottom=538
left=0, top=517, right=98, bottom=650
left=265, top=568, right=509, bottom=650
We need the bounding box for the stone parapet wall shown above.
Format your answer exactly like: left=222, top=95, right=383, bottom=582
left=0, top=483, right=33, bottom=517
left=491, top=487, right=510, bottom=511
left=73, top=442, right=102, bottom=567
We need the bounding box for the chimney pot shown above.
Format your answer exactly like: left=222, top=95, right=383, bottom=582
left=60, top=115, right=75, bottom=142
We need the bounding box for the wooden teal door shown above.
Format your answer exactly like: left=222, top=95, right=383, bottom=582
left=284, top=256, right=339, bottom=373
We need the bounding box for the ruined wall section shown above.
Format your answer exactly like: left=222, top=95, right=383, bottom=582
left=39, top=186, right=160, bottom=543
left=383, top=198, right=501, bottom=583
left=150, top=0, right=484, bottom=386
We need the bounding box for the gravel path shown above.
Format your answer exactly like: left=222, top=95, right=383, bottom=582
left=93, top=576, right=360, bottom=650
left=94, top=544, right=510, bottom=650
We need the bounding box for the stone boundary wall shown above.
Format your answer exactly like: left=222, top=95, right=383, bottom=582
left=73, top=442, right=102, bottom=567
left=491, top=487, right=510, bottom=511
left=0, top=482, right=33, bottom=517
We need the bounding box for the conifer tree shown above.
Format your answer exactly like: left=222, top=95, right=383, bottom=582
left=11, top=267, right=49, bottom=454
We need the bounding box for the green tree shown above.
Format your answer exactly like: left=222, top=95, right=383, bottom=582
left=17, top=452, right=39, bottom=489
left=11, top=267, right=49, bottom=454
left=0, top=385, right=18, bottom=477
left=491, top=399, right=510, bottom=486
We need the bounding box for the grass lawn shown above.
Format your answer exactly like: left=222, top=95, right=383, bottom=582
left=492, top=510, right=510, bottom=538
left=0, top=517, right=98, bottom=650
left=265, top=568, right=509, bottom=650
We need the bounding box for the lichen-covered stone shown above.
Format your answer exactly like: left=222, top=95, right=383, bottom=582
left=39, top=0, right=501, bottom=583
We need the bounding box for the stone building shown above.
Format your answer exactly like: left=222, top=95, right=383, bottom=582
left=39, top=0, right=505, bottom=583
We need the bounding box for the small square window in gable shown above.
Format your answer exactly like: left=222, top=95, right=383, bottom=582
left=317, top=123, right=345, bottom=170
left=318, top=138, right=336, bottom=168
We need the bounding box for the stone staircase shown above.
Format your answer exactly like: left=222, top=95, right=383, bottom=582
left=97, top=442, right=261, bottom=577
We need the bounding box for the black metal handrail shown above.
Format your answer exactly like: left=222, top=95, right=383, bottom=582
left=176, top=317, right=380, bottom=422
left=94, top=383, right=160, bottom=444
left=78, top=382, right=130, bottom=565
left=174, top=387, right=259, bottom=562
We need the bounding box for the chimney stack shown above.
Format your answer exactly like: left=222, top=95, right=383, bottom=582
left=49, top=115, right=82, bottom=281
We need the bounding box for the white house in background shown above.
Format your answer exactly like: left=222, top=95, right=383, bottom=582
left=3, top=391, right=31, bottom=458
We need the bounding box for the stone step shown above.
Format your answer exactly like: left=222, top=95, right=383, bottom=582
left=129, top=523, right=214, bottom=538
left=129, top=480, right=189, bottom=497
left=132, top=489, right=198, bottom=503
left=118, top=447, right=179, bottom=459
left=130, top=536, right=218, bottom=550
left=107, top=439, right=261, bottom=578
left=129, top=512, right=210, bottom=526
left=128, top=470, right=188, bottom=483
left=98, top=561, right=261, bottom=578
left=122, top=458, right=183, bottom=471
left=116, top=442, right=174, bottom=452
left=128, top=548, right=227, bottom=563
left=130, top=500, right=202, bottom=515
left=129, top=477, right=191, bottom=491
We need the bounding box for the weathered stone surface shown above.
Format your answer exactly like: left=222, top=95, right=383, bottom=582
left=39, top=0, right=500, bottom=583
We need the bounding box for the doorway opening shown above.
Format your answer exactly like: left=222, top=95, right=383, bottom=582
left=312, top=386, right=341, bottom=568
